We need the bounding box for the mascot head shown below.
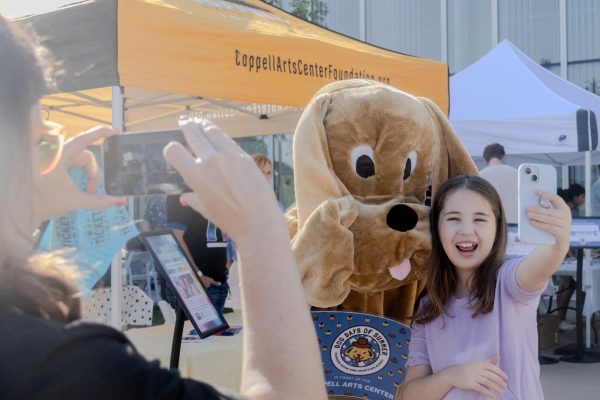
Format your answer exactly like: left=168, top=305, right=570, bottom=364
left=288, top=79, right=477, bottom=313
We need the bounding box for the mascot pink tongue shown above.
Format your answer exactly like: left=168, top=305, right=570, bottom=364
left=389, top=258, right=412, bottom=281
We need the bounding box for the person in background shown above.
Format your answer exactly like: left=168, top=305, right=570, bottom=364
left=558, top=183, right=585, bottom=217
left=142, top=195, right=167, bottom=231
left=0, top=17, right=326, bottom=400
left=479, top=143, right=518, bottom=224
left=555, top=183, right=585, bottom=331
left=251, top=153, right=273, bottom=182
left=139, top=194, right=178, bottom=306
left=165, top=192, right=230, bottom=313
left=398, top=176, right=570, bottom=399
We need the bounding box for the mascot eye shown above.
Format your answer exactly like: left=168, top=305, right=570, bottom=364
left=351, top=145, right=375, bottom=179
left=403, top=151, right=417, bottom=180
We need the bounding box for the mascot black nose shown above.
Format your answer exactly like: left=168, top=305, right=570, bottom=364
left=386, top=204, right=418, bottom=232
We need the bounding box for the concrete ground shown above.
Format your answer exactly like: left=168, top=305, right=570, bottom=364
left=540, top=315, right=600, bottom=400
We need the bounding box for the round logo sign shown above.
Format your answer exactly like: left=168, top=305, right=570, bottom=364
left=330, top=325, right=390, bottom=376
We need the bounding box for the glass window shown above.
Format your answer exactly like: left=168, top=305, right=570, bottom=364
left=321, top=0, right=361, bottom=38
left=366, top=0, right=441, bottom=60
left=236, top=136, right=272, bottom=159
left=277, top=0, right=360, bottom=38
left=498, top=0, right=560, bottom=73
left=567, top=0, right=600, bottom=95
left=274, top=134, right=296, bottom=210
left=448, top=0, right=493, bottom=73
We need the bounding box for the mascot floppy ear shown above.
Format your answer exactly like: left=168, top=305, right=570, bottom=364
left=286, top=92, right=359, bottom=308
left=292, top=93, right=347, bottom=228
left=419, top=97, right=478, bottom=195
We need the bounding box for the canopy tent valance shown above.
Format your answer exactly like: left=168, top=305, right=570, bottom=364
left=11, top=0, right=449, bottom=137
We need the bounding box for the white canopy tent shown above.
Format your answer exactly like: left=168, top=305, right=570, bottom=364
left=450, top=40, right=599, bottom=168
left=450, top=40, right=600, bottom=347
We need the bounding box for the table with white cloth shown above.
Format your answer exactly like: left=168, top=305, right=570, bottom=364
left=556, top=257, right=600, bottom=348
left=125, top=311, right=244, bottom=391
left=83, top=285, right=154, bottom=327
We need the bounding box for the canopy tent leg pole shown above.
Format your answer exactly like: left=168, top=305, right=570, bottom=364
left=440, top=0, right=447, bottom=63
left=559, top=0, right=567, bottom=80
left=110, top=86, right=124, bottom=329
left=584, top=151, right=592, bottom=347
left=358, top=0, right=366, bottom=42
left=491, top=0, right=498, bottom=46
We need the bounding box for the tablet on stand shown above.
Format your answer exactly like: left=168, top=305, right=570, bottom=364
left=141, top=230, right=229, bottom=368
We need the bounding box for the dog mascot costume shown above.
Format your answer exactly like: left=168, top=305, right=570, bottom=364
left=287, top=79, right=477, bottom=323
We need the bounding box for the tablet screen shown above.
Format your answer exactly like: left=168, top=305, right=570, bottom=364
left=141, top=230, right=228, bottom=337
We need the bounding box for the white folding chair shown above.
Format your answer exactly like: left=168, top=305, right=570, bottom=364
left=125, top=250, right=161, bottom=303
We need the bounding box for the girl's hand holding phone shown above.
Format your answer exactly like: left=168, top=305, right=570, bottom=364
left=526, top=191, right=571, bottom=255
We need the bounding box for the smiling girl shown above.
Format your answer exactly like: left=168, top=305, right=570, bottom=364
left=397, top=175, right=571, bottom=400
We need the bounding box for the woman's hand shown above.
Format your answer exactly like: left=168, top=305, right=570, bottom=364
left=526, top=191, right=572, bottom=255
left=443, top=356, right=508, bottom=399
left=34, top=126, right=125, bottom=225
left=163, top=118, right=282, bottom=244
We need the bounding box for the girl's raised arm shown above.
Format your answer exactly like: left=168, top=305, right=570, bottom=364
left=516, top=191, right=571, bottom=292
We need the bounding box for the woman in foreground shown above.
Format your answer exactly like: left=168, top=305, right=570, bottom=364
left=0, top=16, right=326, bottom=400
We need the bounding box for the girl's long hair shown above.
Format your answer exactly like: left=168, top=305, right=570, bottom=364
left=0, top=16, right=80, bottom=321
left=413, top=175, right=507, bottom=324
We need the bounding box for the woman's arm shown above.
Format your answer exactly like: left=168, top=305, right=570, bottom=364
left=398, top=357, right=507, bottom=400
left=163, top=118, right=326, bottom=400
left=516, top=191, right=572, bottom=292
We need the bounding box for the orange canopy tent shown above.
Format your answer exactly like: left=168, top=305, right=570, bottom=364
left=6, top=0, right=449, bottom=329
left=12, top=0, right=448, bottom=137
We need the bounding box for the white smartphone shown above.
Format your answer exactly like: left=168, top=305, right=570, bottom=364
left=517, top=163, right=557, bottom=244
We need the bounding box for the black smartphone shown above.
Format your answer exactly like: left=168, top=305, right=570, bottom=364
left=103, top=129, right=189, bottom=196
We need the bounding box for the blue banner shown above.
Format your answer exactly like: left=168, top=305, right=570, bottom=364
left=38, top=168, right=139, bottom=291
left=312, top=311, right=411, bottom=400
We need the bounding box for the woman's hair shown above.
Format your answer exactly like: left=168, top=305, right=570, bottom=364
left=251, top=153, right=271, bottom=170
left=413, top=175, right=507, bottom=325
left=0, top=17, right=47, bottom=258
left=0, top=16, right=80, bottom=321
left=558, top=183, right=584, bottom=203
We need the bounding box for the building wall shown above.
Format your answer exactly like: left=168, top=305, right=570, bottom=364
left=278, top=0, right=599, bottom=92
left=269, top=0, right=600, bottom=207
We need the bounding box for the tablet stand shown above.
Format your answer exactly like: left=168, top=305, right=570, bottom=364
left=558, top=249, right=600, bottom=363
left=170, top=306, right=186, bottom=369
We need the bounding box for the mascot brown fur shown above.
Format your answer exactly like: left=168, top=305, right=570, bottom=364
left=286, top=79, right=478, bottom=323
